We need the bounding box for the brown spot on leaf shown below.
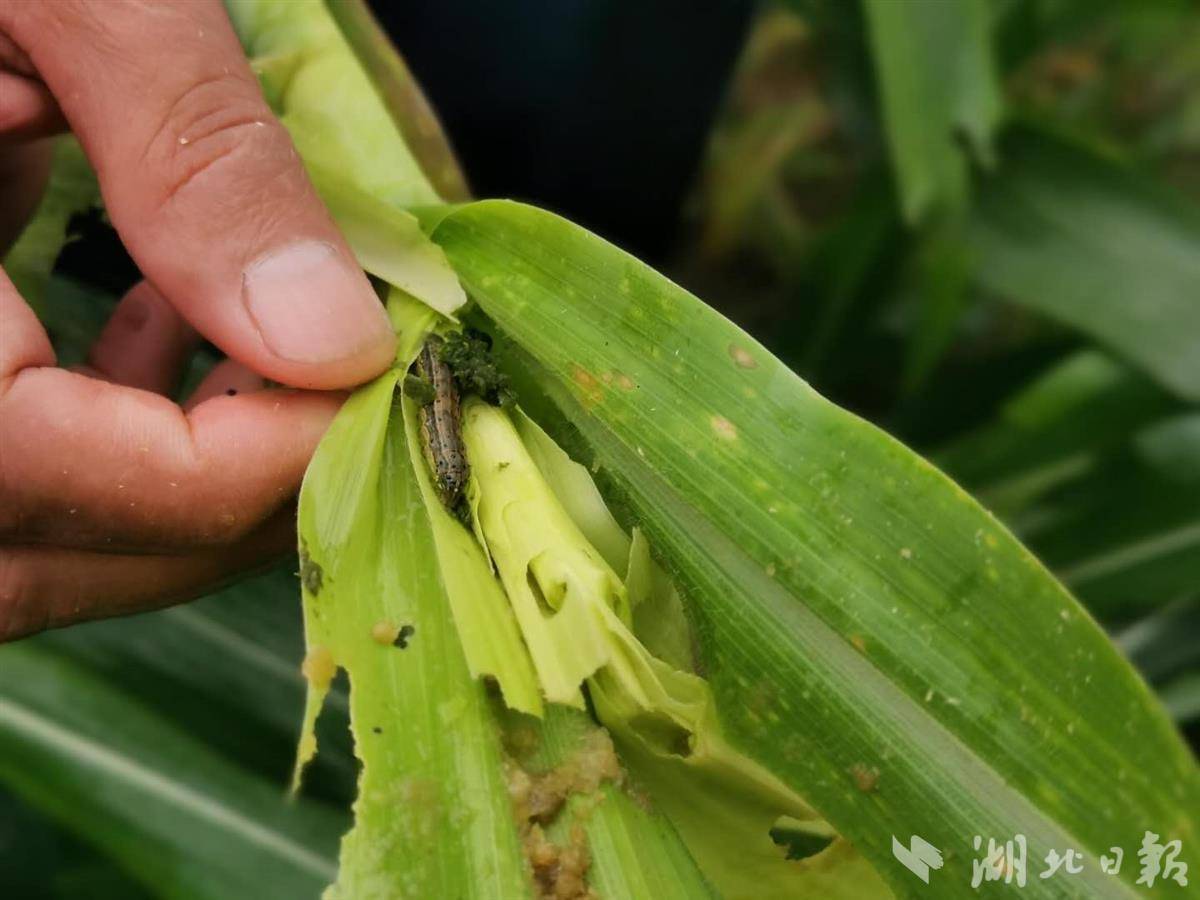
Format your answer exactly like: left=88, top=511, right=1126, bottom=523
left=570, top=365, right=604, bottom=409
left=729, top=344, right=758, bottom=369
left=711, top=415, right=738, bottom=440
left=849, top=763, right=880, bottom=792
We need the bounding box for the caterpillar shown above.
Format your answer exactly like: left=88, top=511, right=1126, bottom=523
left=412, top=335, right=469, bottom=510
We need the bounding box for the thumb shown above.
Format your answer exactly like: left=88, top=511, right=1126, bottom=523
left=2, top=0, right=395, bottom=389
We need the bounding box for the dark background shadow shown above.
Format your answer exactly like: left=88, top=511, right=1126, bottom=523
left=372, top=0, right=754, bottom=260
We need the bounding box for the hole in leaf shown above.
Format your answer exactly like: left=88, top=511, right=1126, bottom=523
left=526, top=566, right=562, bottom=617
left=770, top=818, right=835, bottom=861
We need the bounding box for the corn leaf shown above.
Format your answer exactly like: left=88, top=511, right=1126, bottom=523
left=1118, top=599, right=1200, bottom=691
left=293, top=299, right=530, bottom=897
left=0, top=787, right=153, bottom=898
left=862, top=0, right=1002, bottom=223
left=227, top=0, right=466, bottom=316
left=516, top=704, right=718, bottom=899
left=225, top=0, right=438, bottom=208
left=935, top=351, right=1196, bottom=625
left=969, top=128, right=1200, bottom=401
left=1161, top=673, right=1200, bottom=726
left=463, top=398, right=882, bottom=898
left=32, top=568, right=357, bottom=801
left=0, top=642, right=342, bottom=900
left=937, top=351, right=1181, bottom=503
left=421, top=199, right=1199, bottom=898
left=323, top=0, right=471, bottom=203
left=1015, top=414, right=1200, bottom=624
left=397, top=370, right=539, bottom=716
left=302, top=160, right=466, bottom=316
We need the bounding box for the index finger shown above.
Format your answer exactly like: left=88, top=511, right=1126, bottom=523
left=0, top=0, right=395, bottom=389
left=0, top=271, right=340, bottom=550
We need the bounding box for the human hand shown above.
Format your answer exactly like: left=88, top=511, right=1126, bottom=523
left=0, top=1, right=397, bottom=640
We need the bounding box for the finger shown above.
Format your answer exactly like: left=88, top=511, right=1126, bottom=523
left=0, top=71, right=64, bottom=141
left=1, top=266, right=338, bottom=550
left=0, top=506, right=294, bottom=643
left=183, top=358, right=265, bottom=411
left=0, top=139, right=52, bottom=255
left=82, top=281, right=199, bottom=394
left=0, top=33, right=64, bottom=139
left=0, top=264, right=55, bottom=375
left=1, top=0, right=395, bottom=390
left=0, top=368, right=340, bottom=550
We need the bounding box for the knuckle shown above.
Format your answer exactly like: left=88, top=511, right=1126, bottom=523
left=0, top=548, right=48, bottom=643
left=142, top=72, right=289, bottom=213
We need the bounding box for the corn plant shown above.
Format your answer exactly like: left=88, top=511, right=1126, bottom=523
left=0, top=0, right=1197, bottom=898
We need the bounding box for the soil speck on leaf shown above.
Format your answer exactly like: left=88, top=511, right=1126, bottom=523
left=371, top=621, right=400, bottom=645
left=298, top=541, right=324, bottom=596
left=505, top=730, right=622, bottom=899
left=300, top=646, right=336, bottom=691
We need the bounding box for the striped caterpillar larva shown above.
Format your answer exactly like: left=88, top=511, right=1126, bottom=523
left=412, top=336, right=469, bottom=509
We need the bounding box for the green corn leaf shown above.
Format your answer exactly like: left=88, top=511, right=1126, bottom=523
left=227, top=0, right=467, bottom=317
left=397, top=368, right=540, bottom=716
left=506, top=704, right=717, bottom=900
left=32, top=567, right=357, bottom=803
left=1118, top=599, right=1200, bottom=688
left=1015, top=414, right=1200, bottom=624
left=1160, top=672, right=1200, bottom=726
left=936, top=350, right=1182, bottom=514
left=293, top=295, right=531, bottom=898
left=515, top=410, right=695, bottom=671
left=462, top=398, right=884, bottom=898
left=0, top=642, right=342, bottom=900
left=303, top=160, right=466, bottom=316
left=900, top=224, right=974, bottom=394
left=0, top=787, right=153, bottom=899
left=968, top=127, right=1200, bottom=401
left=225, top=0, right=438, bottom=207
left=323, top=0, right=471, bottom=203
left=461, top=398, right=630, bottom=708
left=862, top=0, right=1002, bottom=224
left=420, top=198, right=1198, bottom=898
left=293, top=293, right=730, bottom=897
left=934, top=350, right=1196, bottom=625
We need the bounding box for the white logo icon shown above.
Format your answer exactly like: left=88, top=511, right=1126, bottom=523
left=893, top=834, right=945, bottom=883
